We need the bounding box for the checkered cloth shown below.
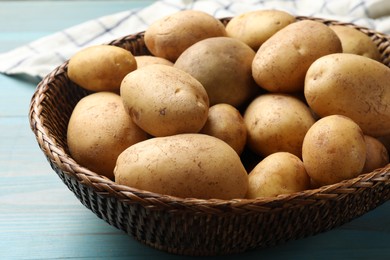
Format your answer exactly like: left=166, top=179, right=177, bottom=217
left=1, top=0, right=390, bottom=79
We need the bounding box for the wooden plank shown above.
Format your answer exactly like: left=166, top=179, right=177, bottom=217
left=0, top=0, right=155, bottom=52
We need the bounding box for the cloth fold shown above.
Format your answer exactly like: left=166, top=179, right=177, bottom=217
left=1, top=0, right=390, bottom=79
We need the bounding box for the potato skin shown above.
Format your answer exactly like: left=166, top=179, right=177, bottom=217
left=378, top=134, right=390, bottom=153
left=120, top=64, right=209, bottom=137
left=363, top=135, right=389, bottom=173
left=246, top=152, right=310, bottom=198
left=252, top=20, right=342, bottom=93
left=200, top=103, right=247, bottom=155
left=304, top=53, right=390, bottom=137
left=329, top=25, right=381, bottom=61
left=244, top=94, right=316, bottom=158
left=226, top=9, right=295, bottom=51
left=144, top=10, right=226, bottom=62
left=174, top=37, right=257, bottom=107
left=134, top=55, right=173, bottom=68
left=67, top=92, right=148, bottom=180
left=114, top=134, right=249, bottom=199
left=68, top=45, right=136, bottom=92
left=302, top=115, right=366, bottom=186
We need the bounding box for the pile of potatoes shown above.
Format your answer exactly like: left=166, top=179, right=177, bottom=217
left=66, top=9, right=390, bottom=200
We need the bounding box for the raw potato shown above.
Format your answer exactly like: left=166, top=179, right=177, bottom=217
left=378, top=134, right=390, bottom=153
left=144, top=10, right=227, bottom=62
left=362, top=135, right=389, bottom=173
left=252, top=20, right=342, bottom=93
left=135, top=55, right=173, bottom=68
left=68, top=45, right=137, bottom=92
left=329, top=25, right=381, bottom=61
left=302, top=115, right=366, bottom=186
left=114, top=134, right=249, bottom=199
left=226, top=9, right=295, bottom=50
left=67, top=92, right=148, bottom=180
left=174, top=37, right=257, bottom=107
left=244, top=94, right=316, bottom=158
left=246, top=152, right=310, bottom=198
left=304, top=53, right=390, bottom=137
left=120, top=64, right=209, bottom=137
left=200, top=103, right=247, bottom=155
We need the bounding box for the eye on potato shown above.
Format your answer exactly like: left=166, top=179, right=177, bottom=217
left=68, top=45, right=137, bottom=92
left=200, top=103, right=247, bottom=155
left=144, top=10, right=227, bottom=62
left=67, top=92, right=148, bottom=180
left=244, top=93, right=316, bottom=158
left=246, top=152, right=310, bottom=198
left=226, top=9, right=295, bottom=51
left=252, top=20, right=342, bottom=93
left=304, top=53, right=390, bottom=137
left=114, top=134, right=249, bottom=199
left=302, top=115, right=366, bottom=186
left=174, top=36, right=257, bottom=107
left=120, top=64, right=209, bottom=137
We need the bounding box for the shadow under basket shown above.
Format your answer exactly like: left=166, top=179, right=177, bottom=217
left=29, top=16, right=390, bottom=256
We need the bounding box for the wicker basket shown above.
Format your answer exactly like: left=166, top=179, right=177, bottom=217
left=29, top=16, right=390, bottom=256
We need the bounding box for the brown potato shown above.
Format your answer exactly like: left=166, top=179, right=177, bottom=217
left=244, top=93, right=316, bottom=158
left=174, top=36, right=257, bottom=107
left=144, top=10, right=226, bottom=62
left=329, top=25, right=381, bottom=61
left=226, top=9, right=295, bottom=51
left=135, top=55, right=173, bottom=68
left=120, top=64, right=209, bottom=137
left=67, top=92, right=148, bottom=180
left=246, top=152, right=310, bottom=198
left=302, top=115, right=366, bottom=186
left=362, top=135, right=389, bottom=173
left=114, top=134, right=249, bottom=199
left=68, top=45, right=137, bottom=92
left=378, top=134, right=390, bottom=153
left=200, top=103, right=247, bottom=155
left=304, top=53, right=390, bottom=137
left=252, top=20, right=342, bottom=93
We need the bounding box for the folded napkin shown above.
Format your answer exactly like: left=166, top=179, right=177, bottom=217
left=1, top=0, right=390, bottom=79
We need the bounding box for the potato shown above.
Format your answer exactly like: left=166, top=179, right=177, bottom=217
left=302, top=115, right=366, bottom=186
left=68, top=45, right=137, bottom=92
left=174, top=37, right=257, bottom=107
left=252, top=20, right=342, bottom=93
left=226, top=9, right=295, bottom=51
left=134, top=55, right=173, bottom=68
left=67, top=92, right=148, bottom=180
left=244, top=94, right=316, bottom=158
left=378, top=134, right=390, bottom=153
left=246, top=152, right=310, bottom=198
left=144, top=10, right=227, bottom=62
left=200, top=103, right=247, bottom=155
left=362, top=135, right=389, bottom=173
left=120, top=64, right=209, bottom=137
left=329, top=25, right=381, bottom=61
left=114, top=134, right=249, bottom=199
left=304, top=53, right=390, bottom=137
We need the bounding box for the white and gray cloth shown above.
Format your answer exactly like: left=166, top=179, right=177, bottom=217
left=1, top=0, right=390, bottom=79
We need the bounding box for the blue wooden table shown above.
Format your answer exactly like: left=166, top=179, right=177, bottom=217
left=0, top=1, right=389, bottom=259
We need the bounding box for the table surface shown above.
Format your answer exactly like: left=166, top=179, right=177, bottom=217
left=1, top=1, right=389, bottom=259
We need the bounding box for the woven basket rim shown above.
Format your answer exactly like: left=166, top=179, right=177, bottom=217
left=29, top=15, right=390, bottom=212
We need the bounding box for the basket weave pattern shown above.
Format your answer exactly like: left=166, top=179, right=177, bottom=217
left=29, top=17, right=390, bottom=256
